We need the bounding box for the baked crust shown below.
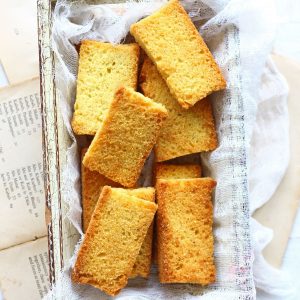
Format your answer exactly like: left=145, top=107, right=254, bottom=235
left=140, top=58, right=218, bottom=161
left=155, top=163, right=201, bottom=181
left=120, top=188, right=156, bottom=278
left=156, top=178, right=216, bottom=284
left=83, top=86, right=168, bottom=187
left=72, top=40, right=139, bottom=135
left=72, top=187, right=157, bottom=296
left=81, top=148, right=120, bottom=232
left=131, top=0, right=226, bottom=109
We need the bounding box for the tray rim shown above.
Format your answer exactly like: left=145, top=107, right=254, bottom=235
left=37, top=0, right=256, bottom=298
left=37, top=0, right=63, bottom=288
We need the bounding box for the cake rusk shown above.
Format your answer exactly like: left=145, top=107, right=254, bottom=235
left=83, top=86, right=168, bottom=187
left=81, top=148, right=120, bottom=232
left=131, top=0, right=226, bottom=109
left=116, top=188, right=155, bottom=278
left=72, top=40, right=139, bottom=135
left=155, top=163, right=201, bottom=181
left=153, top=163, right=201, bottom=264
left=156, top=178, right=216, bottom=284
left=82, top=183, right=155, bottom=277
left=140, top=58, right=218, bottom=161
left=72, top=186, right=157, bottom=296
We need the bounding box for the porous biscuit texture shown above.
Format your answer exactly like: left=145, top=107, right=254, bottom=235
left=72, top=187, right=157, bottom=296
left=83, top=86, right=168, bottom=187
left=72, top=40, right=139, bottom=135
left=156, top=178, right=216, bottom=284
left=155, top=163, right=201, bottom=181
left=140, top=58, right=218, bottom=161
left=131, top=0, right=226, bottom=109
left=116, top=188, right=155, bottom=278
left=81, top=148, right=120, bottom=232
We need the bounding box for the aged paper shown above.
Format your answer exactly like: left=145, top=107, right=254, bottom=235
left=0, top=78, right=46, bottom=250
left=0, top=0, right=39, bottom=84
left=0, top=237, right=49, bottom=300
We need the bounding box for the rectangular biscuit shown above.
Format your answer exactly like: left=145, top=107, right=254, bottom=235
left=82, top=182, right=155, bottom=277
left=152, top=163, right=201, bottom=265
left=72, top=187, right=157, bottom=296
left=83, top=86, right=168, bottom=187
left=131, top=0, right=226, bottom=109
left=81, top=148, right=120, bottom=232
left=156, top=178, right=216, bottom=284
left=72, top=40, right=139, bottom=135
left=116, top=187, right=155, bottom=278
left=155, top=163, right=201, bottom=181
left=140, top=58, right=217, bottom=161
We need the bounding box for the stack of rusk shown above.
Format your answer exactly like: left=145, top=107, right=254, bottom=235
left=71, top=0, right=226, bottom=296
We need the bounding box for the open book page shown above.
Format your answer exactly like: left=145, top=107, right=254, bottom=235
left=0, top=0, right=39, bottom=84
left=0, top=237, right=49, bottom=300
left=0, top=78, right=46, bottom=250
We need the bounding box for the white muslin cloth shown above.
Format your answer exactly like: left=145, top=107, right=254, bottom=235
left=45, top=0, right=293, bottom=299
left=250, top=60, right=296, bottom=299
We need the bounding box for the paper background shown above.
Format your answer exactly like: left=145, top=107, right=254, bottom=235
left=0, top=78, right=46, bottom=250
left=0, top=0, right=39, bottom=84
